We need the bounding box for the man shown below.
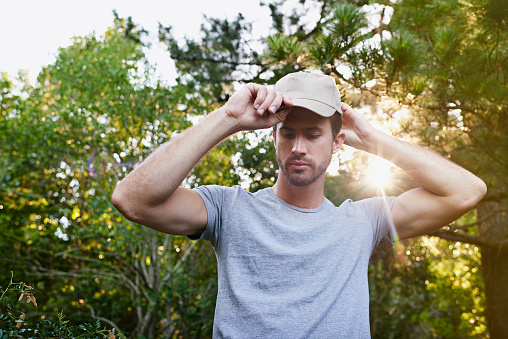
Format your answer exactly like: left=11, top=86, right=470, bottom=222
left=112, top=72, right=486, bottom=338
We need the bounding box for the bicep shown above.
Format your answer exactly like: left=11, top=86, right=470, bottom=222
left=136, top=187, right=208, bottom=236
left=390, top=188, right=466, bottom=239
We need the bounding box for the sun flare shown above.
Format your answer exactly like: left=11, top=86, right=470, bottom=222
left=366, top=158, right=392, bottom=188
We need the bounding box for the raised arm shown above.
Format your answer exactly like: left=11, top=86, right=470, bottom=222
left=340, top=103, right=487, bottom=240
left=111, top=84, right=292, bottom=235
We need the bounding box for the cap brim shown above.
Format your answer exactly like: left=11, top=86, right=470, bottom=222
left=291, top=98, right=341, bottom=117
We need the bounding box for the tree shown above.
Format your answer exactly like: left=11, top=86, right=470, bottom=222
left=386, top=0, right=507, bottom=336
left=0, top=16, right=224, bottom=337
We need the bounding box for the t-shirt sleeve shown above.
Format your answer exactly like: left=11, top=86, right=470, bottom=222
left=187, top=185, right=231, bottom=248
left=355, top=196, right=397, bottom=254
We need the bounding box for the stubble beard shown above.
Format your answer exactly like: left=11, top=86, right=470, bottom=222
left=276, top=154, right=331, bottom=187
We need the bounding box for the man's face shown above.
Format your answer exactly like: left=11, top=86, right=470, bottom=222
left=274, top=107, right=343, bottom=187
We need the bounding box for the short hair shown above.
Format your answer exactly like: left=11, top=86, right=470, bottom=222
left=273, top=111, right=342, bottom=139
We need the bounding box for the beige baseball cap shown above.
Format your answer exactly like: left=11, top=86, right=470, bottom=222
left=274, top=71, right=342, bottom=117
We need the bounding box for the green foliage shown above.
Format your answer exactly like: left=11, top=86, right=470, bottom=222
left=0, top=273, right=125, bottom=338
left=369, top=237, right=486, bottom=338
left=0, top=16, right=222, bottom=338
left=382, top=30, right=424, bottom=87
left=310, top=3, right=370, bottom=62
left=266, top=33, right=306, bottom=65
left=235, top=131, right=278, bottom=192
left=158, top=13, right=263, bottom=99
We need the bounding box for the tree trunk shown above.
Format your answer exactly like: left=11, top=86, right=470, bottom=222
left=478, top=200, right=508, bottom=339
left=481, top=245, right=508, bottom=338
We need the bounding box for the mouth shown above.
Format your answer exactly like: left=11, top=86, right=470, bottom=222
left=288, top=160, right=310, bottom=171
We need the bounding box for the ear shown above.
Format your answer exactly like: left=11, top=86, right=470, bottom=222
left=272, top=130, right=276, bottom=146
left=332, top=131, right=345, bottom=154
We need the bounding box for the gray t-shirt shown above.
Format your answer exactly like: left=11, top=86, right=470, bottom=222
left=191, top=185, right=396, bottom=339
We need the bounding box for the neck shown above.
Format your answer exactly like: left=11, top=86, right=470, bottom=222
left=271, top=173, right=326, bottom=209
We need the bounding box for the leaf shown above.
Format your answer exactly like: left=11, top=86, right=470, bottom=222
left=31, top=295, right=37, bottom=307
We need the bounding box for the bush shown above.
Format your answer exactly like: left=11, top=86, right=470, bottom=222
left=0, top=273, right=125, bottom=338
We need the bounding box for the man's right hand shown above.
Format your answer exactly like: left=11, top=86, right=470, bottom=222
left=222, top=83, right=293, bottom=132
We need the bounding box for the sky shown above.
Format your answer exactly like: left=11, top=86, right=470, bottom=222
left=0, top=0, right=272, bottom=85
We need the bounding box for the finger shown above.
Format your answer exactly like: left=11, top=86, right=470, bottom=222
left=252, top=85, right=268, bottom=113
left=275, top=94, right=293, bottom=114
left=256, top=88, right=277, bottom=115
left=282, top=95, right=293, bottom=108
left=268, top=91, right=284, bottom=113
left=340, top=102, right=357, bottom=126
left=341, top=102, right=354, bottom=115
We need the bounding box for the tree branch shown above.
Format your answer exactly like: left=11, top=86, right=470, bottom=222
left=162, top=241, right=197, bottom=284
left=424, top=32, right=447, bottom=68
left=172, top=55, right=265, bottom=68
left=448, top=208, right=508, bottom=232
left=429, top=229, right=508, bottom=248
left=85, top=304, right=124, bottom=336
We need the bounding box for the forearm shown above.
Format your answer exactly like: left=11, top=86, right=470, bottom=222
left=341, top=102, right=486, bottom=238
left=366, top=130, right=485, bottom=201
left=362, top=130, right=486, bottom=238
left=113, top=107, right=237, bottom=208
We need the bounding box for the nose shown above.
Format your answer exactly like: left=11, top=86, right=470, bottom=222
left=292, top=135, right=307, bottom=155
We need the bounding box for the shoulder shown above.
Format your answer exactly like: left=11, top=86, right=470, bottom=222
left=192, top=184, right=255, bottom=203
left=193, top=184, right=248, bottom=195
